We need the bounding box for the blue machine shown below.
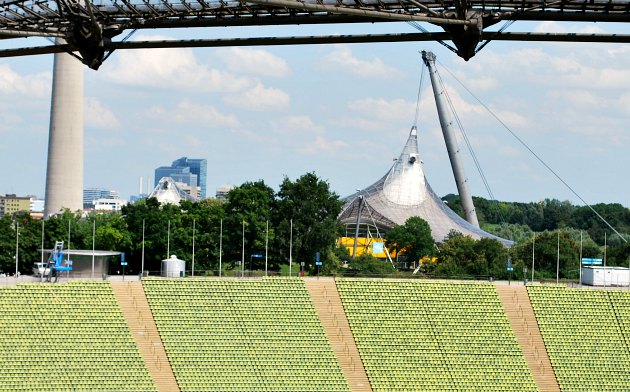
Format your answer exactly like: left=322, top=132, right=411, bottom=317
left=45, top=241, right=73, bottom=282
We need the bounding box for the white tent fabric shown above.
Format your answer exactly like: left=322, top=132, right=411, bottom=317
left=339, top=127, right=512, bottom=246
left=148, top=177, right=198, bottom=205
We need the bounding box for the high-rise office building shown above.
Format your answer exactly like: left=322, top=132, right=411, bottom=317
left=154, top=157, right=207, bottom=198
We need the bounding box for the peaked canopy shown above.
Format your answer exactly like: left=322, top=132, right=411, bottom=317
left=148, top=177, right=198, bottom=205
left=339, top=127, right=512, bottom=246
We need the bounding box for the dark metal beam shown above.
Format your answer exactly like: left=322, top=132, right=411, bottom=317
left=0, top=31, right=627, bottom=60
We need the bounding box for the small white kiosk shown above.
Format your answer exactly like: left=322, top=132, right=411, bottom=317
left=161, top=255, right=186, bottom=278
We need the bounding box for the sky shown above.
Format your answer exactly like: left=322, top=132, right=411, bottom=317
left=0, top=19, right=629, bottom=208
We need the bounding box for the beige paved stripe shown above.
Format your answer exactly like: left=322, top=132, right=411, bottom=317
left=496, top=285, right=560, bottom=392
left=111, top=281, right=180, bottom=392
left=305, top=278, right=372, bottom=392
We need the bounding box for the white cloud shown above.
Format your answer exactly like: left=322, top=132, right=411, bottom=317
left=0, top=111, right=23, bottom=134
left=270, top=115, right=323, bottom=135
left=85, top=97, right=121, bottom=130
left=0, top=64, right=50, bottom=97
left=619, top=93, right=630, bottom=115
left=103, top=35, right=252, bottom=93
left=216, top=48, right=290, bottom=77
left=347, top=98, right=416, bottom=122
left=465, top=77, right=498, bottom=91
left=265, top=115, right=348, bottom=156
left=223, top=82, right=290, bottom=111
left=468, top=47, right=630, bottom=90
left=547, top=89, right=605, bottom=110
left=534, top=21, right=605, bottom=34
left=299, top=135, right=350, bottom=155
left=145, top=100, right=241, bottom=128
left=322, top=46, right=403, bottom=79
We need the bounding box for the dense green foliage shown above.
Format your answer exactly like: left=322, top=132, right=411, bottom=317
left=443, top=194, right=630, bottom=246
left=384, top=216, right=435, bottom=265
left=0, top=173, right=343, bottom=276
left=1, top=178, right=628, bottom=281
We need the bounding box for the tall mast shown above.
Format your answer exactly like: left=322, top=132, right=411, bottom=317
left=422, top=51, right=479, bottom=227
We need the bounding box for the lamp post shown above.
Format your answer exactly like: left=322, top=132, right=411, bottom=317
left=192, top=219, right=196, bottom=277
left=141, top=219, right=145, bottom=277
left=531, top=232, right=535, bottom=283
left=289, top=219, right=293, bottom=277
left=14, top=221, right=19, bottom=278
left=91, top=219, right=95, bottom=279
left=556, top=231, right=560, bottom=285
left=219, top=219, right=223, bottom=277
left=241, top=220, right=245, bottom=278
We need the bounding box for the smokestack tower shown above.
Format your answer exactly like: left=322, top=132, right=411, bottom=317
left=44, top=45, right=84, bottom=218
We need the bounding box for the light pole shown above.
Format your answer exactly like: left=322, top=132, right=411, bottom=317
left=241, top=220, right=245, bottom=277
left=14, top=221, right=19, bottom=278
left=192, top=219, right=196, bottom=277
left=91, top=218, right=95, bottom=279
left=167, top=219, right=171, bottom=259
left=531, top=232, right=535, bottom=283
left=556, top=231, right=560, bottom=285
left=579, top=231, right=583, bottom=286
left=141, top=219, right=145, bottom=277
left=265, top=220, right=269, bottom=277
left=219, top=219, right=223, bottom=277
left=289, top=219, right=293, bottom=277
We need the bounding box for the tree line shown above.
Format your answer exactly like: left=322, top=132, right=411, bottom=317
left=1, top=175, right=629, bottom=281
left=0, top=173, right=343, bottom=276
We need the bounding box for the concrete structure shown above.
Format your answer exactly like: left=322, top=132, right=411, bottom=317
left=582, top=266, right=630, bottom=287
left=44, top=45, right=84, bottom=218
left=339, top=126, right=510, bottom=245
left=0, top=194, right=32, bottom=217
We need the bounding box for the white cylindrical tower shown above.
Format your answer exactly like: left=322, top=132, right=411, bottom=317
left=44, top=44, right=84, bottom=218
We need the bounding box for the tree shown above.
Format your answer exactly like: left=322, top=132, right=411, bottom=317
left=274, top=173, right=343, bottom=273
left=511, top=230, right=580, bottom=280
left=224, top=181, right=276, bottom=272
left=0, top=215, right=20, bottom=274
left=122, top=197, right=181, bottom=273
left=345, top=254, right=395, bottom=276
left=178, top=199, right=225, bottom=274
left=482, top=223, right=533, bottom=244
left=434, top=231, right=509, bottom=279
left=384, top=216, right=434, bottom=266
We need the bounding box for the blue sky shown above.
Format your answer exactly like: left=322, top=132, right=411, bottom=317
left=1, top=20, right=629, bottom=208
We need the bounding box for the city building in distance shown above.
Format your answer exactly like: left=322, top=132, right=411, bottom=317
left=83, top=188, right=126, bottom=213
left=215, top=185, right=234, bottom=201
left=0, top=194, right=45, bottom=218
left=83, top=188, right=120, bottom=209
left=0, top=194, right=31, bottom=217
left=155, top=157, right=207, bottom=199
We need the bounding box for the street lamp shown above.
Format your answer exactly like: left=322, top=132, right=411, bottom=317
left=14, top=221, right=19, bottom=278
